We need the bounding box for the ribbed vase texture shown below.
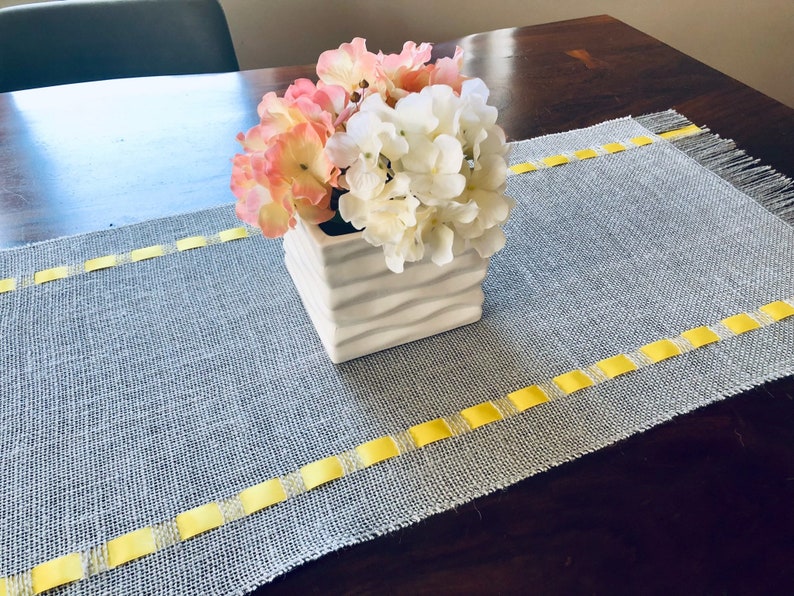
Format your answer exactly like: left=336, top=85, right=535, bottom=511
left=283, top=219, right=489, bottom=363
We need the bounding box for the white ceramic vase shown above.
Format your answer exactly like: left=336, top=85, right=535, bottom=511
left=283, top=218, right=489, bottom=363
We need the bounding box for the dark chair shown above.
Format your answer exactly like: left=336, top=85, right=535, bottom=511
left=0, top=0, right=239, bottom=93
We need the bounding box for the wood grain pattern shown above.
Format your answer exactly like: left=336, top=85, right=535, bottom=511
left=1, top=14, right=792, bottom=594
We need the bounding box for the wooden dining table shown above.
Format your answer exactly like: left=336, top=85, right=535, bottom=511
left=2, top=14, right=792, bottom=594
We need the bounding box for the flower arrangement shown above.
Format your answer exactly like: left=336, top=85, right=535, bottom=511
left=231, top=38, right=513, bottom=273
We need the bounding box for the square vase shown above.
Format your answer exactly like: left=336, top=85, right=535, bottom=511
left=283, top=218, right=489, bottom=363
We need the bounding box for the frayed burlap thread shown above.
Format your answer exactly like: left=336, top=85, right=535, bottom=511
left=1, top=112, right=792, bottom=595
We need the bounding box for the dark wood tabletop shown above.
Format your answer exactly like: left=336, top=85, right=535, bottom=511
left=2, top=14, right=792, bottom=594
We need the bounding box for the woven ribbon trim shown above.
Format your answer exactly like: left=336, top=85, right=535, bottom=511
left=2, top=114, right=792, bottom=595
left=0, top=125, right=701, bottom=296
left=2, top=296, right=791, bottom=594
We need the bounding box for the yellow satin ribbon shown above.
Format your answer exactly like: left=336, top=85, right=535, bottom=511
left=1, top=125, right=702, bottom=296
left=4, top=297, right=791, bottom=594
left=0, top=227, right=251, bottom=295
left=509, top=124, right=703, bottom=176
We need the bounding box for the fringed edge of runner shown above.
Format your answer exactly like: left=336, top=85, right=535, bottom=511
left=636, top=110, right=794, bottom=227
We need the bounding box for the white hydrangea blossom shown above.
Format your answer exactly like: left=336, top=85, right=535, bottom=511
left=325, top=79, right=513, bottom=273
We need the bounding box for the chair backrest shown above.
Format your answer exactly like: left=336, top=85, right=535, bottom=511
left=0, top=0, right=239, bottom=93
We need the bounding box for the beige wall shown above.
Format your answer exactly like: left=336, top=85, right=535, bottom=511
left=2, top=0, right=792, bottom=108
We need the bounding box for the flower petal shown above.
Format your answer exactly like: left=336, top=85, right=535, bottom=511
left=258, top=198, right=294, bottom=238
left=324, top=132, right=360, bottom=168
left=429, top=223, right=454, bottom=266
left=294, top=198, right=335, bottom=224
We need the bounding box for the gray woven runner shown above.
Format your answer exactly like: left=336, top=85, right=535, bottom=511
left=1, top=111, right=792, bottom=595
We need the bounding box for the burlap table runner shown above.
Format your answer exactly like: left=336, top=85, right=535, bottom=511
left=1, top=111, right=792, bottom=595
